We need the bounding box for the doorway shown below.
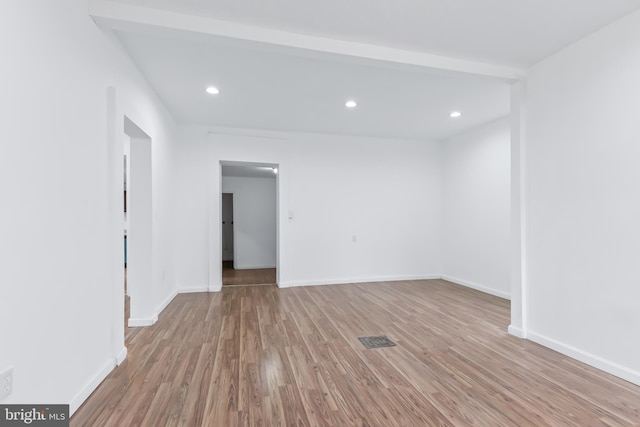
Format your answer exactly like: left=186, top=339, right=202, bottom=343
left=123, top=152, right=128, bottom=334
left=220, top=162, right=278, bottom=287
left=222, top=193, right=234, bottom=268
left=123, top=117, right=152, bottom=326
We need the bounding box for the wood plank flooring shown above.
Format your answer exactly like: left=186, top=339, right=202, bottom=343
left=223, top=263, right=276, bottom=286
left=71, top=279, right=640, bottom=426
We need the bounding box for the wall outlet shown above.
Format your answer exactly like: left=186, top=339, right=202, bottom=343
left=0, top=367, right=13, bottom=400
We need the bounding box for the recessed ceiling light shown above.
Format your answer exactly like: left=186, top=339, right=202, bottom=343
left=450, top=111, right=462, bottom=118
left=206, top=86, right=220, bottom=95
left=345, top=100, right=357, bottom=108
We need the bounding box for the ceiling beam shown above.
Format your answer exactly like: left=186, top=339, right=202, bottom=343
left=89, top=0, right=524, bottom=80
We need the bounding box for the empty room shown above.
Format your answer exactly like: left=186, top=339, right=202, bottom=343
left=2, top=1, right=640, bottom=426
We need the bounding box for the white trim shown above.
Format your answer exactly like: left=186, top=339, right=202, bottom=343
left=509, top=81, right=528, bottom=336
left=440, top=275, right=511, bottom=300
left=115, top=347, right=128, bottom=365
left=179, top=286, right=210, bottom=293
left=207, top=146, right=220, bottom=295
left=278, top=275, right=441, bottom=288
left=89, top=0, right=523, bottom=80
left=213, top=154, right=283, bottom=294
left=234, top=264, right=277, bottom=270
left=508, top=325, right=525, bottom=338
left=279, top=275, right=512, bottom=301
left=232, top=192, right=238, bottom=270
left=155, top=289, right=178, bottom=315
left=128, top=315, right=157, bottom=327
left=128, top=290, right=176, bottom=327
left=71, top=287, right=201, bottom=415
left=69, top=359, right=114, bottom=416
left=527, top=331, right=640, bottom=387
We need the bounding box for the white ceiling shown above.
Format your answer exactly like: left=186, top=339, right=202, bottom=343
left=115, top=31, right=510, bottom=140
left=103, top=0, right=640, bottom=67
left=93, top=0, right=640, bottom=141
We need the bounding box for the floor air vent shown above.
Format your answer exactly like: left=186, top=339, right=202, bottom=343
left=358, top=335, right=397, bottom=349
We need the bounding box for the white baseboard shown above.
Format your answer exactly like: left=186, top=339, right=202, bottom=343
left=278, top=275, right=440, bottom=288
left=179, top=286, right=209, bottom=293
left=155, top=290, right=178, bottom=317
left=440, top=275, right=511, bottom=300
left=508, top=324, right=525, bottom=338
left=178, top=284, right=222, bottom=293
left=71, top=286, right=209, bottom=415
left=278, top=274, right=511, bottom=302
left=527, top=331, right=640, bottom=387
left=127, top=289, right=177, bottom=327
left=69, top=358, right=114, bottom=416
left=115, top=347, right=128, bottom=365
left=128, top=315, right=157, bottom=327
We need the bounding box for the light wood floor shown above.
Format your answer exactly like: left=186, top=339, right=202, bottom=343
left=71, top=280, right=640, bottom=426
left=223, top=262, right=276, bottom=286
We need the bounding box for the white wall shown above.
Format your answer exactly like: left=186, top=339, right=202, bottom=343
left=524, top=9, right=640, bottom=384
left=127, top=135, right=153, bottom=324
left=172, top=127, right=212, bottom=291
left=6, top=0, right=638, bottom=415
left=442, top=118, right=511, bottom=298
left=124, top=137, right=130, bottom=236
left=174, top=127, right=443, bottom=289
left=222, top=176, right=277, bottom=269
left=0, top=0, right=178, bottom=412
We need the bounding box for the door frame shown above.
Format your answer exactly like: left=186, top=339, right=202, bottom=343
left=208, top=158, right=281, bottom=290
left=221, top=192, right=236, bottom=268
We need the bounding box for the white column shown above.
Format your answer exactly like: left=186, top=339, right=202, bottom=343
left=509, top=80, right=527, bottom=338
